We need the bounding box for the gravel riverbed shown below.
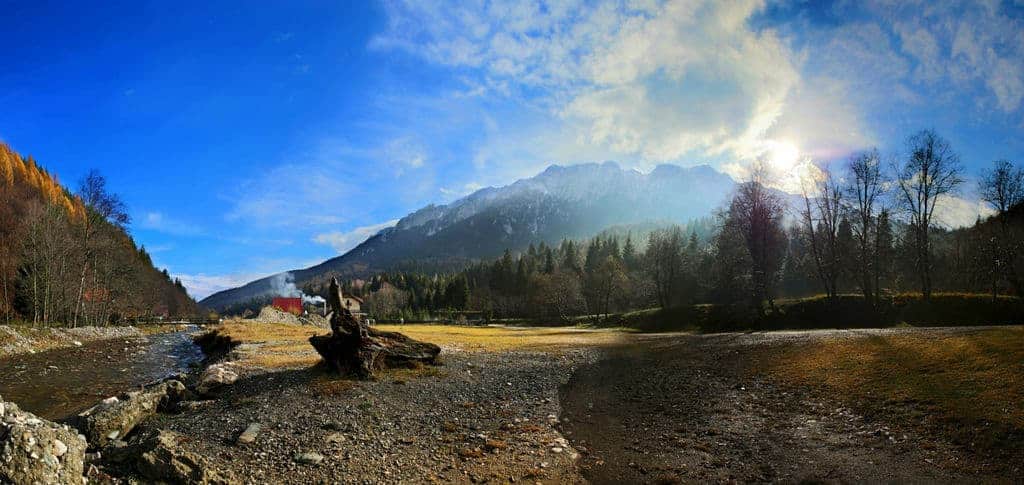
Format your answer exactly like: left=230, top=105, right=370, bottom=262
left=144, top=347, right=599, bottom=484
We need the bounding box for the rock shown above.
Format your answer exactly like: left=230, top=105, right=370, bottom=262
left=484, top=439, right=508, bottom=451
left=135, top=429, right=234, bottom=484
left=0, top=397, right=87, bottom=485
left=236, top=423, right=261, bottom=445
left=197, top=364, right=239, bottom=396
left=309, top=277, right=441, bottom=379
left=323, top=421, right=345, bottom=431
left=293, top=451, right=324, bottom=465
left=53, top=439, right=69, bottom=457
left=174, top=400, right=214, bottom=413
left=75, top=380, right=188, bottom=447
left=325, top=432, right=347, bottom=444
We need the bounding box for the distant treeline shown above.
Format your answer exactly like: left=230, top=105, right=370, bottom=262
left=334, top=130, right=1022, bottom=322
left=0, top=142, right=197, bottom=326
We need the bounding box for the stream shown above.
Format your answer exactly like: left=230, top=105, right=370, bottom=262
left=0, top=328, right=205, bottom=420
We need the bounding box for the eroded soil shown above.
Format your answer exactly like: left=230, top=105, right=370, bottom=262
left=559, top=329, right=1016, bottom=484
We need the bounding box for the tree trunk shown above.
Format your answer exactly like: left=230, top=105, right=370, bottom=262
left=310, top=277, right=440, bottom=379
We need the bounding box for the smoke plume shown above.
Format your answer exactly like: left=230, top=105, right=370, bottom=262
left=269, top=272, right=326, bottom=305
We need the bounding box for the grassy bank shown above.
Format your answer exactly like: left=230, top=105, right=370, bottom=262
left=208, top=321, right=630, bottom=370
left=609, top=293, right=1024, bottom=333
left=755, top=327, right=1024, bottom=463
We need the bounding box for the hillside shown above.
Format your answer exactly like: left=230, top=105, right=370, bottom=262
left=0, top=142, right=197, bottom=324
left=200, top=162, right=737, bottom=311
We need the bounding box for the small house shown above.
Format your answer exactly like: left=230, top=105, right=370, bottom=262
left=341, top=294, right=363, bottom=313
left=272, top=297, right=303, bottom=315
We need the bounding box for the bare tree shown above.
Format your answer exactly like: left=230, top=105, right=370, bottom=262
left=978, top=159, right=1023, bottom=296
left=799, top=167, right=844, bottom=300
left=645, top=227, right=684, bottom=308
left=78, top=170, right=131, bottom=228
left=979, top=160, right=1024, bottom=214
left=528, top=271, right=584, bottom=322
left=894, top=130, right=964, bottom=301
left=727, top=169, right=787, bottom=316
left=73, top=170, right=130, bottom=326
left=586, top=256, right=629, bottom=319
left=846, top=149, right=886, bottom=304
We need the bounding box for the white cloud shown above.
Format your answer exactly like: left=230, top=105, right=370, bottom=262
left=139, top=211, right=204, bottom=236
left=385, top=136, right=428, bottom=172
left=313, top=219, right=399, bottom=254
left=373, top=0, right=869, bottom=176
left=225, top=160, right=360, bottom=228
left=934, top=195, right=995, bottom=229
left=176, top=273, right=260, bottom=300
left=373, top=0, right=1023, bottom=187
left=172, top=255, right=327, bottom=300
left=440, top=182, right=484, bottom=198
left=878, top=1, right=1024, bottom=113
left=145, top=243, right=174, bottom=253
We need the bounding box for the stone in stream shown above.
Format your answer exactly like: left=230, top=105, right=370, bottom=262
left=74, top=380, right=189, bottom=448
left=0, top=396, right=88, bottom=485
left=236, top=423, right=261, bottom=444
left=309, top=277, right=441, bottom=379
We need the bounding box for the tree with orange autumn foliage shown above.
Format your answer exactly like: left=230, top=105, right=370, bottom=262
left=0, top=141, right=196, bottom=325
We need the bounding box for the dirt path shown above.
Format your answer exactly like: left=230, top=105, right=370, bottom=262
left=559, top=331, right=1008, bottom=484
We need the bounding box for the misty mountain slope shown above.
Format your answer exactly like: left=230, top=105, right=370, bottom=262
left=200, top=162, right=736, bottom=311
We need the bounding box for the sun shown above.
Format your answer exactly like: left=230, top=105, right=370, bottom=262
left=766, top=140, right=800, bottom=172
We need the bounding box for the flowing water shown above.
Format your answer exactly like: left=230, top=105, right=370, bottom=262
left=0, top=329, right=205, bottom=420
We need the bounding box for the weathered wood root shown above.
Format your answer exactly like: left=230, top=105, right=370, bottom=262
left=309, top=329, right=440, bottom=379
left=309, top=277, right=441, bottom=379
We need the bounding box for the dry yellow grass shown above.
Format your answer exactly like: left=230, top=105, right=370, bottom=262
left=211, top=321, right=629, bottom=370
left=214, top=321, right=322, bottom=369
left=759, top=327, right=1024, bottom=431
left=377, top=324, right=629, bottom=352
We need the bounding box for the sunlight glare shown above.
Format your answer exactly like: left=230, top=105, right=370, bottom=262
left=767, top=140, right=800, bottom=172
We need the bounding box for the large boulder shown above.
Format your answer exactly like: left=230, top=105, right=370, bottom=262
left=134, top=429, right=234, bottom=484
left=0, top=396, right=88, bottom=485
left=75, top=380, right=188, bottom=447
left=196, top=364, right=238, bottom=396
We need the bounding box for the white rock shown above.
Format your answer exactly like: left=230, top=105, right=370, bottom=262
left=197, top=364, right=239, bottom=395
left=53, top=439, right=68, bottom=457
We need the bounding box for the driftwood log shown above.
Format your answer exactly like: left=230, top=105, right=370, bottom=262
left=309, top=277, right=440, bottom=379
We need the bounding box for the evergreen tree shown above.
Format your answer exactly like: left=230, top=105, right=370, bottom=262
left=622, top=234, right=639, bottom=271
left=543, top=246, right=556, bottom=274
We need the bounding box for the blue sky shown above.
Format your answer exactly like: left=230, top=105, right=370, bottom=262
left=2, top=0, right=1022, bottom=299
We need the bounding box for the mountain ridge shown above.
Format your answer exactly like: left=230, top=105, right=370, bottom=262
left=199, top=161, right=737, bottom=311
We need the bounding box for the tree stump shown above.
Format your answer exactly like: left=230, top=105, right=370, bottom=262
left=309, top=277, right=440, bottom=379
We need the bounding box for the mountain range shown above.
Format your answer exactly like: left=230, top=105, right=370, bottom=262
left=199, top=161, right=737, bottom=311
